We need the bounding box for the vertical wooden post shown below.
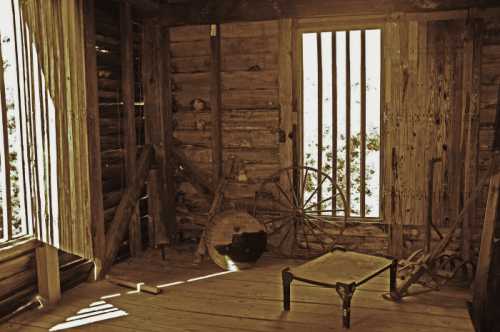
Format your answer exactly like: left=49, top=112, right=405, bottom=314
left=0, top=33, right=13, bottom=240
left=35, top=244, right=61, bottom=305
left=143, top=20, right=167, bottom=246
left=210, top=24, right=223, bottom=183
left=83, top=0, right=105, bottom=278
left=462, top=19, right=482, bottom=264
left=161, top=26, right=177, bottom=243
left=120, top=1, right=141, bottom=256
left=279, top=19, right=294, bottom=199
left=472, top=173, right=500, bottom=332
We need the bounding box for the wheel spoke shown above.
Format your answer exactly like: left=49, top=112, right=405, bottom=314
left=262, top=213, right=294, bottom=225
left=304, top=175, right=328, bottom=208
left=267, top=218, right=291, bottom=235
left=304, top=216, right=335, bottom=247
left=304, top=192, right=342, bottom=211
left=300, top=220, right=311, bottom=251
left=286, top=168, right=300, bottom=208
left=273, top=181, right=295, bottom=208
left=303, top=218, right=326, bottom=251
left=300, top=168, right=309, bottom=203
left=277, top=221, right=294, bottom=250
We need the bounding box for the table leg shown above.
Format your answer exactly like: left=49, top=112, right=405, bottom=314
left=282, top=268, right=293, bottom=311
left=336, top=283, right=356, bottom=329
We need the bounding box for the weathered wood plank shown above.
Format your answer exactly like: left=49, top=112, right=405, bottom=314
left=102, top=145, right=153, bottom=275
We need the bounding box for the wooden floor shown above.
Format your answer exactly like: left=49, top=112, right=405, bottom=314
left=2, top=248, right=475, bottom=332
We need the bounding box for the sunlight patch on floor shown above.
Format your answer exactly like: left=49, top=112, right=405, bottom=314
left=49, top=300, right=128, bottom=331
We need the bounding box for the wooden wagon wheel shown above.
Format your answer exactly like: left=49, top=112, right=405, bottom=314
left=253, top=166, right=348, bottom=258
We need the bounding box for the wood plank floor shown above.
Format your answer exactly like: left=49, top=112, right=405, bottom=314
left=2, top=249, right=475, bottom=331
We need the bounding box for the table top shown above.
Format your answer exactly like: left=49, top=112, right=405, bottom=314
left=289, top=249, right=393, bottom=286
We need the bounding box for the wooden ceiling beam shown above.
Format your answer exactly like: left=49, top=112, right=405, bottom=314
left=160, top=0, right=500, bottom=26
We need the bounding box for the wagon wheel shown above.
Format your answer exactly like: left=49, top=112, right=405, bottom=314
left=253, top=166, right=347, bottom=258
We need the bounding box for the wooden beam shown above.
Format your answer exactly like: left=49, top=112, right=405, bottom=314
left=83, top=0, right=105, bottom=279
left=161, top=1, right=500, bottom=26
left=172, top=143, right=214, bottom=203
left=142, top=20, right=166, bottom=247
left=35, top=244, right=60, bottom=305
left=210, top=24, right=223, bottom=184
left=160, top=26, right=177, bottom=243
left=278, top=19, right=294, bottom=200
left=472, top=173, right=500, bottom=332
left=462, top=19, right=482, bottom=263
left=120, top=1, right=141, bottom=257
left=0, top=33, right=13, bottom=241
left=102, top=145, right=153, bottom=275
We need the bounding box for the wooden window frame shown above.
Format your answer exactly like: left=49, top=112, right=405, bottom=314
left=0, top=0, right=35, bottom=244
left=294, top=19, right=385, bottom=222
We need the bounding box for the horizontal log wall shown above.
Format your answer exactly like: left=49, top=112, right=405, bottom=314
left=0, top=241, right=92, bottom=320
left=95, top=1, right=147, bottom=255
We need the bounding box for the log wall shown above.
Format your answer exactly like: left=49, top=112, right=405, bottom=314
left=0, top=241, right=92, bottom=320
left=168, top=17, right=493, bottom=258
left=95, top=1, right=147, bottom=255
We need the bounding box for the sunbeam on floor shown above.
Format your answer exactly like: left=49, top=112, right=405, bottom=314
left=48, top=300, right=128, bottom=331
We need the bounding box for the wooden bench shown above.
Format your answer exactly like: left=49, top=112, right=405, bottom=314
left=282, top=247, right=398, bottom=328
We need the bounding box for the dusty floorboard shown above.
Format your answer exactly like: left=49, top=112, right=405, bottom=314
left=1, top=249, right=475, bottom=331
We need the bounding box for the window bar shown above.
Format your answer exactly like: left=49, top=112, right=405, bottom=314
left=345, top=31, right=351, bottom=217
left=316, top=33, right=323, bottom=211
left=0, top=32, right=14, bottom=240
left=26, top=22, right=40, bottom=237
left=20, top=10, right=34, bottom=236
left=360, top=30, right=366, bottom=218
left=11, top=0, right=30, bottom=234
left=331, top=32, right=337, bottom=216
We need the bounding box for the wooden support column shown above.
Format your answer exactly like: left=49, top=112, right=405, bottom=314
left=210, top=24, right=223, bottom=183
left=462, top=19, right=482, bottom=263
left=143, top=21, right=165, bottom=247
left=120, top=1, right=141, bottom=256
left=83, top=0, right=105, bottom=279
left=35, top=244, right=60, bottom=305
left=279, top=19, right=294, bottom=199
left=160, top=26, right=177, bottom=243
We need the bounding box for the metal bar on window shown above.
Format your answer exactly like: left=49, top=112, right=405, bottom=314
left=345, top=31, right=351, bottom=217
left=360, top=30, right=366, bottom=218
left=0, top=32, right=14, bottom=241
left=332, top=32, right=337, bottom=216
left=316, top=33, right=323, bottom=210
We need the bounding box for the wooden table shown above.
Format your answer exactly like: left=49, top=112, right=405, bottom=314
left=282, top=247, right=398, bottom=328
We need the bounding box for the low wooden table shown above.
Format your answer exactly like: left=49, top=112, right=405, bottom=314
left=282, top=247, right=398, bottom=328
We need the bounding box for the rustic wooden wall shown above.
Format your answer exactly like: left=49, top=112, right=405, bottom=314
left=95, top=1, right=147, bottom=257
left=0, top=241, right=92, bottom=319
left=166, top=16, right=493, bottom=258
left=170, top=21, right=282, bottom=230
left=477, top=16, right=500, bottom=252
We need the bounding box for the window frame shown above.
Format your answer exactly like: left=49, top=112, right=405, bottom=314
left=294, top=18, right=385, bottom=222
